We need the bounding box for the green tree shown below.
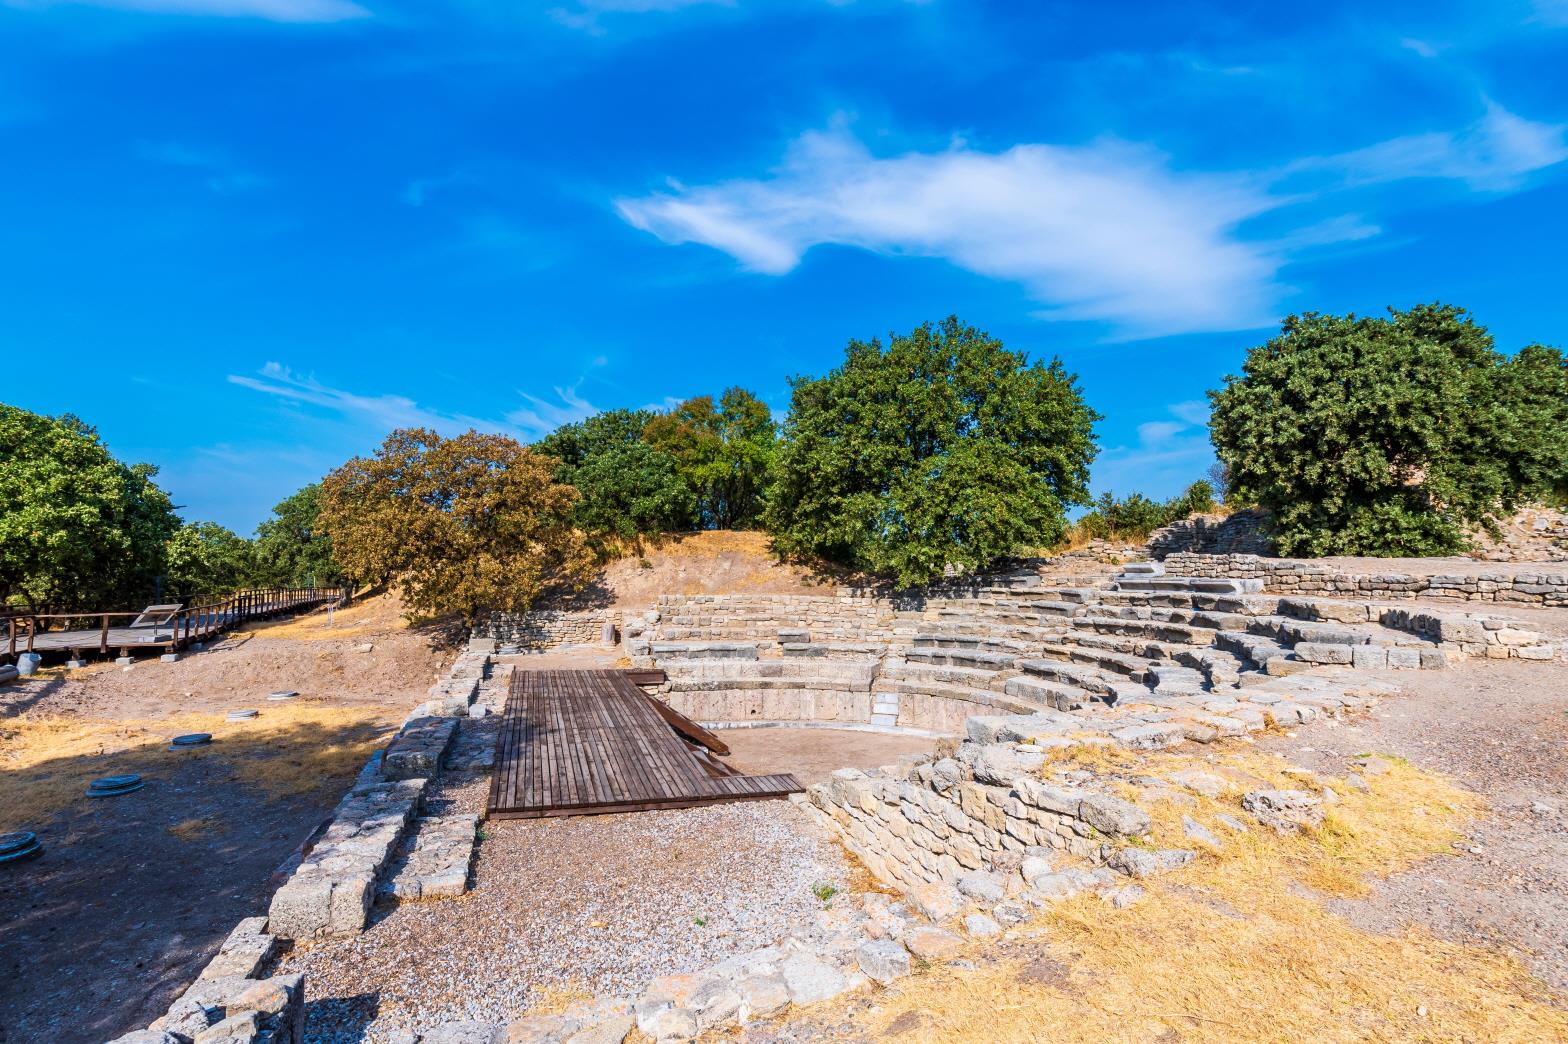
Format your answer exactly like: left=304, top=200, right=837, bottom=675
left=252, top=483, right=344, bottom=587
left=1073, top=480, right=1217, bottom=542
left=319, top=428, right=594, bottom=623
left=644, top=388, right=777, bottom=528
left=0, top=404, right=179, bottom=612
left=765, top=316, right=1099, bottom=586
left=536, top=410, right=696, bottom=544
left=164, top=521, right=254, bottom=600
left=1209, top=305, right=1568, bottom=556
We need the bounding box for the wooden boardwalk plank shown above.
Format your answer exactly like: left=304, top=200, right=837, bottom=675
left=488, top=668, right=804, bottom=819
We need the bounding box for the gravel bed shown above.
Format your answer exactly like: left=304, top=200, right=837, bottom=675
left=279, top=798, right=848, bottom=1041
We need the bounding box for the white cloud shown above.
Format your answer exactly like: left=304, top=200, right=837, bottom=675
left=1168, top=399, right=1210, bottom=426
left=639, top=395, right=687, bottom=413
left=1300, top=102, right=1568, bottom=192
left=1094, top=401, right=1217, bottom=499
left=137, top=140, right=268, bottom=195
left=9, top=0, right=369, bottom=22
left=1400, top=37, right=1440, bottom=58
left=228, top=363, right=596, bottom=441
left=617, top=127, right=1286, bottom=338
left=618, top=104, right=1568, bottom=338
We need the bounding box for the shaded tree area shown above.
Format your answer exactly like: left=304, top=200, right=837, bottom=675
left=765, top=316, right=1100, bottom=587
left=1209, top=305, right=1568, bottom=557
left=318, top=428, right=594, bottom=623
left=534, top=409, right=696, bottom=549
left=251, top=483, right=346, bottom=588
left=0, top=404, right=179, bottom=613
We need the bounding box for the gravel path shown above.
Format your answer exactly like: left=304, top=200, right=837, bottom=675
left=1261, top=653, right=1568, bottom=991
left=281, top=797, right=848, bottom=1041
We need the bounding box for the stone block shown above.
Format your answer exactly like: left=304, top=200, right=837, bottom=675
left=1293, top=642, right=1352, bottom=665
left=1107, top=847, right=1195, bottom=878
left=907, top=881, right=963, bottom=921
left=856, top=939, right=912, bottom=983
left=902, top=926, right=964, bottom=960
left=1078, top=793, right=1152, bottom=837
left=1385, top=647, right=1420, bottom=669
left=199, top=917, right=276, bottom=980
left=1350, top=646, right=1388, bottom=670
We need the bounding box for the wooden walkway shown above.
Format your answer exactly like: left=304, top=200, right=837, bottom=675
left=488, top=669, right=803, bottom=818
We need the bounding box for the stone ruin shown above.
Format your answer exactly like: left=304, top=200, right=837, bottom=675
left=108, top=556, right=1565, bottom=1044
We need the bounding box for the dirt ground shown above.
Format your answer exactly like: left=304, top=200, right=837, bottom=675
left=1263, top=652, right=1568, bottom=992
left=721, top=728, right=938, bottom=785
left=0, top=594, right=451, bottom=1044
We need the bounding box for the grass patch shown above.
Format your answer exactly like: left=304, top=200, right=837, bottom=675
left=0, top=702, right=400, bottom=832
left=167, top=816, right=221, bottom=841
left=826, top=747, right=1568, bottom=1042
left=527, top=983, right=595, bottom=1015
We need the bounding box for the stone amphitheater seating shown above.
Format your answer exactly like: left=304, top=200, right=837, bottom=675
left=632, top=565, right=1557, bottom=746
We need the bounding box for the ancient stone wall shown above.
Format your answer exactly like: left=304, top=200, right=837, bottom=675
left=476, top=608, right=610, bottom=648
left=1164, top=553, right=1568, bottom=606
left=1148, top=509, right=1274, bottom=558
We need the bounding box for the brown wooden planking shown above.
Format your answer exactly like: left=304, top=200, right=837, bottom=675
left=488, top=668, right=803, bottom=818
left=633, top=686, right=732, bottom=756
left=621, top=668, right=667, bottom=686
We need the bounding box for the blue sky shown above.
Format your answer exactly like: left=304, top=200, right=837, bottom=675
left=3, top=0, right=1567, bottom=533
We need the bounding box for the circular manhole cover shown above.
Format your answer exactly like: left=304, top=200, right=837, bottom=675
left=226, top=709, right=259, bottom=721
left=0, top=831, right=41, bottom=863
left=267, top=691, right=298, bottom=701
left=87, top=774, right=145, bottom=797
left=170, top=733, right=212, bottom=748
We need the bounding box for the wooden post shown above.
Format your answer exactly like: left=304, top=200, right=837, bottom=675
left=100, top=615, right=109, bottom=655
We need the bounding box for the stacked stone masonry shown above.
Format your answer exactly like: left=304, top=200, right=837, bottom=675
left=476, top=609, right=610, bottom=649
left=1164, top=553, right=1568, bottom=606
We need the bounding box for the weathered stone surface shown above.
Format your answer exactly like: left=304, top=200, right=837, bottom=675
left=384, top=716, right=459, bottom=781
left=1108, top=847, right=1195, bottom=878
left=903, top=926, right=964, bottom=960
left=1182, top=816, right=1221, bottom=848
left=778, top=952, right=857, bottom=1004
left=1078, top=793, right=1152, bottom=836
left=268, top=778, right=425, bottom=939
left=199, top=917, right=275, bottom=980
left=420, top=1021, right=507, bottom=1044
left=379, top=814, right=478, bottom=901
left=956, top=870, right=1006, bottom=903
left=963, top=913, right=1002, bottom=937
left=907, top=881, right=963, bottom=921
left=1241, top=789, right=1325, bottom=832
left=106, top=1034, right=188, bottom=1044
left=856, top=938, right=912, bottom=983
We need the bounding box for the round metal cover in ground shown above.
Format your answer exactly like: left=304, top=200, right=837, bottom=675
left=87, top=774, right=145, bottom=797
left=0, top=831, right=41, bottom=864
left=267, top=690, right=298, bottom=701
left=170, top=733, right=212, bottom=748
left=226, top=709, right=259, bottom=721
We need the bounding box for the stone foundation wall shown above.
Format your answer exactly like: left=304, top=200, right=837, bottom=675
left=476, top=609, right=611, bottom=648
left=1149, top=509, right=1274, bottom=558
left=1164, top=553, right=1568, bottom=606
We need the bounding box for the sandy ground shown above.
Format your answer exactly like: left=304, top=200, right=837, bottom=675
left=721, top=728, right=938, bottom=785
left=0, top=598, right=451, bottom=1044
left=1261, top=654, right=1568, bottom=992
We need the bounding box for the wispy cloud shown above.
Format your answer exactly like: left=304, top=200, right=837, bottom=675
left=617, top=125, right=1286, bottom=338
left=9, top=0, right=369, bottom=20
left=137, top=140, right=268, bottom=194
left=1094, top=400, right=1216, bottom=499
left=616, top=103, right=1568, bottom=339
left=1295, top=101, right=1568, bottom=192
left=228, top=363, right=596, bottom=441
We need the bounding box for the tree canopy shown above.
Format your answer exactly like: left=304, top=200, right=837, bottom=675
left=0, top=404, right=180, bottom=612
left=535, top=409, right=695, bottom=544
left=765, top=316, right=1099, bottom=586
left=163, top=521, right=255, bottom=600
left=1209, top=305, right=1568, bottom=556
left=644, top=389, right=777, bottom=529
left=319, top=428, right=594, bottom=622
left=251, top=482, right=345, bottom=588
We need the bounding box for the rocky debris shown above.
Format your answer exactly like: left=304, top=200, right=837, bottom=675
left=1182, top=816, right=1222, bottom=849
left=378, top=813, right=479, bottom=901
left=1107, top=847, right=1196, bottom=878
left=1242, top=789, right=1325, bottom=833
left=140, top=971, right=306, bottom=1044
left=856, top=939, right=911, bottom=983
left=267, top=777, right=427, bottom=939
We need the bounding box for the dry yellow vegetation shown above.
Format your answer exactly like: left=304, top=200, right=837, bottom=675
left=829, top=748, right=1568, bottom=1043
left=0, top=701, right=399, bottom=832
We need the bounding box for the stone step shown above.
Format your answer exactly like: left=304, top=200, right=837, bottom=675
left=780, top=642, right=887, bottom=658
left=1001, top=675, right=1098, bottom=711
left=1016, top=657, right=1149, bottom=702
left=880, top=661, right=1010, bottom=690
left=1072, top=615, right=1215, bottom=646
left=1037, top=642, right=1153, bottom=679
left=650, top=642, right=759, bottom=660
left=1212, top=630, right=1289, bottom=669
left=870, top=678, right=1042, bottom=714
left=912, top=631, right=1033, bottom=653
left=904, top=646, right=1018, bottom=671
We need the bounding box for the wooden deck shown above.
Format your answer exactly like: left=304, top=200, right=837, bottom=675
left=488, top=669, right=803, bottom=819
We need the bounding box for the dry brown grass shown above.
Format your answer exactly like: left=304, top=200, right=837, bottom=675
left=824, top=747, right=1568, bottom=1043
left=167, top=816, right=221, bottom=840
left=242, top=588, right=410, bottom=642
left=527, top=982, right=595, bottom=1015
left=0, top=701, right=400, bottom=832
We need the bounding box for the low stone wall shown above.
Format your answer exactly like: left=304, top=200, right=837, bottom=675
left=476, top=609, right=610, bottom=648
left=1164, top=553, right=1568, bottom=606
left=1149, top=509, right=1274, bottom=558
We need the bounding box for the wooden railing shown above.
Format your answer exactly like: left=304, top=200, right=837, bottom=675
left=4, top=586, right=350, bottom=660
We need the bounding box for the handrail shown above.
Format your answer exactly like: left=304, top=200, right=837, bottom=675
left=4, top=585, right=351, bottom=660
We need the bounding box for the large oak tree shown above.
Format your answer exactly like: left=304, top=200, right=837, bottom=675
left=765, top=316, right=1099, bottom=586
